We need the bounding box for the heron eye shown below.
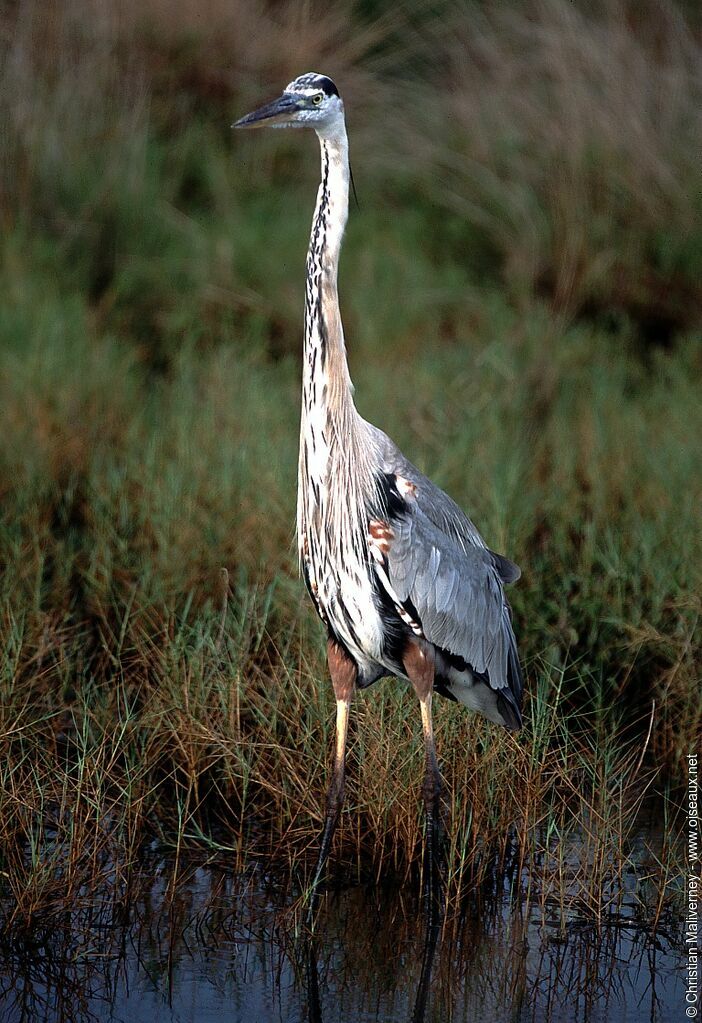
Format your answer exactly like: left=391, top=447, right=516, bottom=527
left=312, top=93, right=323, bottom=105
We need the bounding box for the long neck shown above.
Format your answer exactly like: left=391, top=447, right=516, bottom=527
left=303, top=123, right=354, bottom=419
left=297, top=120, right=379, bottom=556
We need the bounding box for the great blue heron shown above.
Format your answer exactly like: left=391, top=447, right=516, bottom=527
left=234, top=72, right=523, bottom=901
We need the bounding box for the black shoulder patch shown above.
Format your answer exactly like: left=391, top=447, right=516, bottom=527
left=378, top=473, right=408, bottom=519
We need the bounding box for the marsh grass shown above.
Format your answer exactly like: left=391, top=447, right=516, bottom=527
left=0, top=0, right=699, bottom=937
left=400, top=0, right=702, bottom=334
left=0, top=583, right=682, bottom=937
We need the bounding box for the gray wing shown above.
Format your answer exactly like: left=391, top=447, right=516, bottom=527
left=382, top=499, right=522, bottom=709
left=369, top=422, right=521, bottom=584
left=363, top=422, right=522, bottom=717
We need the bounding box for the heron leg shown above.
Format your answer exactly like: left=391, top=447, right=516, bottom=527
left=307, top=638, right=356, bottom=920
left=403, top=642, right=445, bottom=910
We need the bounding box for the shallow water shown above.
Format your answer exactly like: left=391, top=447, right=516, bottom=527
left=0, top=853, right=684, bottom=1023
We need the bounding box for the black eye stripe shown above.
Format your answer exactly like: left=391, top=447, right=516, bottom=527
left=286, top=72, right=340, bottom=99
left=316, top=75, right=339, bottom=97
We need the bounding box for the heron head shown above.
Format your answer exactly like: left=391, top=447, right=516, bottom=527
left=233, top=73, right=343, bottom=134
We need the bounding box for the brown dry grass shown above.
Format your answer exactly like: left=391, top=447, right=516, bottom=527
left=0, top=581, right=681, bottom=935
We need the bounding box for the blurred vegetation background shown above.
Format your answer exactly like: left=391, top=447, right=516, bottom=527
left=0, top=0, right=700, bottom=914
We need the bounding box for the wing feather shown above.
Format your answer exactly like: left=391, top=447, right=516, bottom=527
left=364, top=422, right=522, bottom=713
left=369, top=423, right=520, bottom=583
left=383, top=498, right=521, bottom=704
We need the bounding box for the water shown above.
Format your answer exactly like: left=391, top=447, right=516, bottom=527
left=0, top=855, right=684, bottom=1023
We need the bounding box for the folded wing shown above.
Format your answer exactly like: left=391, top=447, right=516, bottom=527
left=385, top=500, right=521, bottom=706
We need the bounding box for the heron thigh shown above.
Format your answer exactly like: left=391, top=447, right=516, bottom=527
left=327, top=637, right=357, bottom=702
left=402, top=640, right=435, bottom=702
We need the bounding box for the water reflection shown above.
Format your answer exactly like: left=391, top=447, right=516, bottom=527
left=305, top=881, right=441, bottom=1023
left=0, top=857, right=684, bottom=1023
